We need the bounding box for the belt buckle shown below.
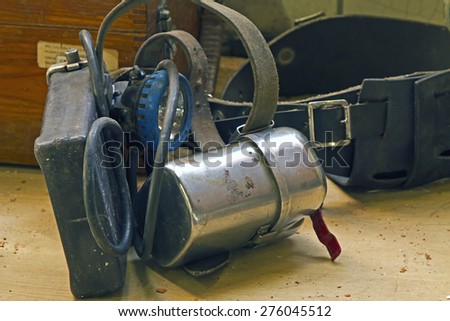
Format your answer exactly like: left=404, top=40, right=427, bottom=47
left=307, top=99, right=352, bottom=148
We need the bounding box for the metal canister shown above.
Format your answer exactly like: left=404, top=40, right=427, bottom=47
left=152, top=127, right=327, bottom=267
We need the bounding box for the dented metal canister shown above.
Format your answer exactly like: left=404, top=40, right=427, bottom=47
left=151, top=127, right=327, bottom=267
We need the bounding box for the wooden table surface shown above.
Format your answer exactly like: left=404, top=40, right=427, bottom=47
left=0, top=165, right=449, bottom=301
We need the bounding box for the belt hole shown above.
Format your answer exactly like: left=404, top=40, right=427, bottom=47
left=440, top=150, right=450, bottom=157
left=373, top=170, right=407, bottom=180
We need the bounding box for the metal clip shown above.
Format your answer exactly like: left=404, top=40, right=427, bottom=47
left=307, top=99, right=352, bottom=148
left=46, top=48, right=88, bottom=84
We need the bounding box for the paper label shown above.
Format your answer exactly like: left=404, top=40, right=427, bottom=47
left=37, top=41, right=119, bottom=71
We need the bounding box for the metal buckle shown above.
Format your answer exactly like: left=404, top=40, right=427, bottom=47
left=307, top=99, right=352, bottom=148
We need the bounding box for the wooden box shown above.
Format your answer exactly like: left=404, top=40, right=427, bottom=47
left=0, top=0, right=199, bottom=165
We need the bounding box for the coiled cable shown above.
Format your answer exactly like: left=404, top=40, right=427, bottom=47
left=83, top=117, right=133, bottom=256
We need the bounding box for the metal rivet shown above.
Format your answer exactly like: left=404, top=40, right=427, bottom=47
left=277, top=47, right=296, bottom=66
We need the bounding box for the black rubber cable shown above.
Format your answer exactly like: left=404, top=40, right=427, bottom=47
left=96, top=0, right=149, bottom=76
left=83, top=117, right=133, bottom=256
left=79, top=29, right=110, bottom=118
left=134, top=59, right=180, bottom=260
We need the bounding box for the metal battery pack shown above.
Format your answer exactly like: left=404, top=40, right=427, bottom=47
left=34, top=68, right=127, bottom=298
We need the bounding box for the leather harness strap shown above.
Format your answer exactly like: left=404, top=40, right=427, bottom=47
left=215, top=16, right=450, bottom=189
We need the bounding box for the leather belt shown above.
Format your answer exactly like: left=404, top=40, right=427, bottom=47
left=213, top=16, right=450, bottom=189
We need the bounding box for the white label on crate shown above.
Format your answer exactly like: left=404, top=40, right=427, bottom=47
left=37, top=41, right=119, bottom=71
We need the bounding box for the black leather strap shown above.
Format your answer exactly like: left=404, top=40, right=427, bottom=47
left=215, top=16, right=450, bottom=188
left=407, top=70, right=450, bottom=187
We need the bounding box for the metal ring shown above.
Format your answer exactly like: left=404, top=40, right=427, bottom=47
left=83, top=117, right=133, bottom=256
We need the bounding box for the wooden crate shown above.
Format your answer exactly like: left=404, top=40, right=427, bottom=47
left=0, top=0, right=199, bottom=165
